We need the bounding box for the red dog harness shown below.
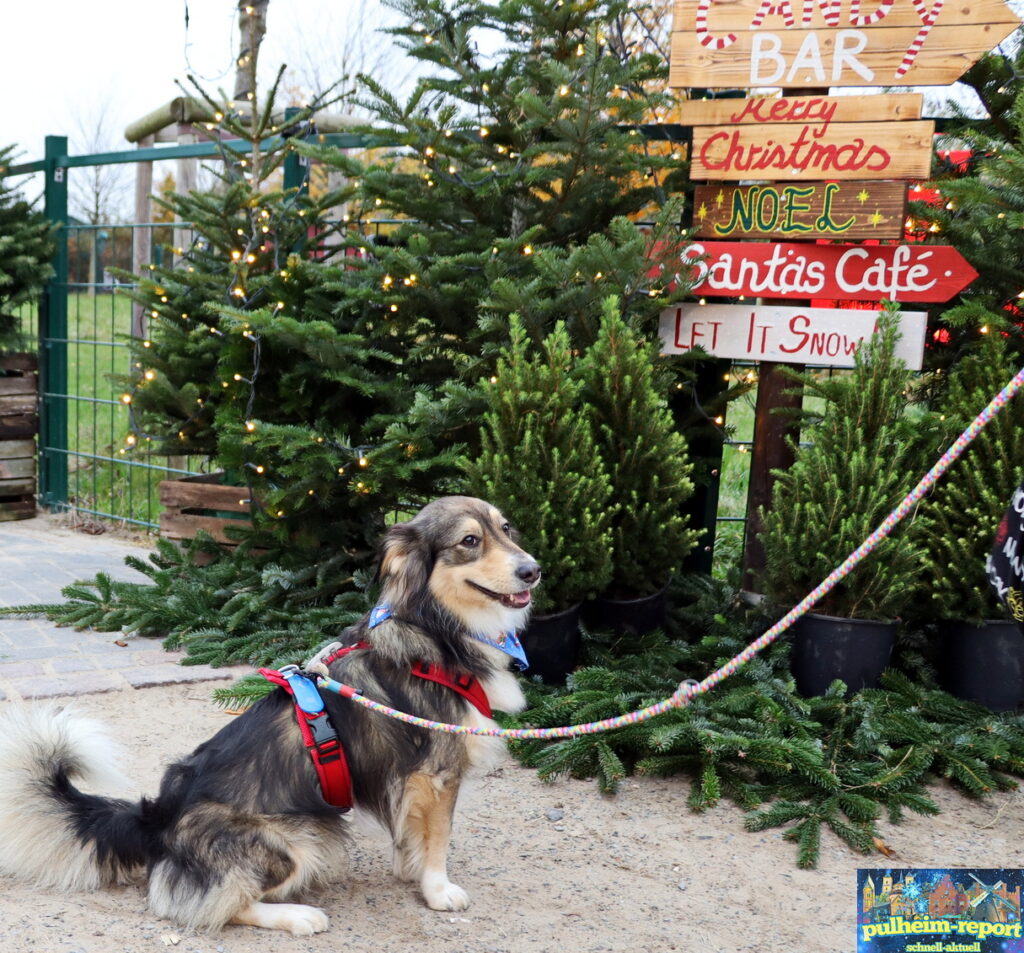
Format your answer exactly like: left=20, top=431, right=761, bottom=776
left=259, top=639, right=492, bottom=810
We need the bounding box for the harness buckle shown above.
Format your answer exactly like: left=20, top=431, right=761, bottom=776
left=306, top=711, right=340, bottom=748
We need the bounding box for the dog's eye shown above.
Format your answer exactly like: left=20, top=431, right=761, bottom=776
left=500, top=522, right=512, bottom=536
left=461, top=535, right=480, bottom=548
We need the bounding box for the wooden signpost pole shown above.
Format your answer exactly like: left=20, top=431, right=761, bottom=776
left=740, top=80, right=830, bottom=593
left=741, top=350, right=801, bottom=591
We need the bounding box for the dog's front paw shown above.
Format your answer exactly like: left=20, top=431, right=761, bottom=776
left=422, top=876, right=470, bottom=912
left=279, top=904, right=331, bottom=936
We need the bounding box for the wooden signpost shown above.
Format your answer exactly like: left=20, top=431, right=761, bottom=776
left=664, top=0, right=1015, bottom=584
left=693, top=180, right=907, bottom=240
left=683, top=240, right=979, bottom=302
left=660, top=303, right=928, bottom=368
left=670, top=0, right=1020, bottom=88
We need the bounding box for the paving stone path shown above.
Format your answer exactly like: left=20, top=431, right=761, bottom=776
left=0, top=516, right=243, bottom=701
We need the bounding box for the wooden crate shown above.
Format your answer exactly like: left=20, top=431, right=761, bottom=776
left=0, top=353, right=39, bottom=440
left=158, top=472, right=254, bottom=545
left=0, top=436, right=36, bottom=521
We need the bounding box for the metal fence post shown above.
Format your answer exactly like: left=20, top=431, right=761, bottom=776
left=282, top=107, right=309, bottom=196
left=39, top=135, right=69, bottom=508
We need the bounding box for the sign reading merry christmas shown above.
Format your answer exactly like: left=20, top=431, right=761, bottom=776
left=670, top=0, right=1021, bottom=88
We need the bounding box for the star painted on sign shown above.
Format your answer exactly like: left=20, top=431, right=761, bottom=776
left=869, top=209, right=885, bottom=226
left=857, top=189, right=870, bottom=204
left=714, top=189, right=724, bottom=207
left=697, top=202, right=708, bottom=221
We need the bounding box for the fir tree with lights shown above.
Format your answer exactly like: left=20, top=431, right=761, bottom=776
left=916, top=40, right=1024, bottom=338
left=0, top=146, right=54, bottom=353
left=116, top=74, right=411, bottom=555
left=299, top=0, right=695, bottom=469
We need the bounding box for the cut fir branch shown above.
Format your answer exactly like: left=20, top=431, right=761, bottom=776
left=505, top=578, right=1024, bottom=868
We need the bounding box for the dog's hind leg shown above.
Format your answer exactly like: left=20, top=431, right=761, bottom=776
left=148, top=805, right=333, bottom=935
left=393, top=771, right=468, bottom=912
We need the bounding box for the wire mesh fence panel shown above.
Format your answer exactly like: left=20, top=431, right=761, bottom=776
left=52, top=221, right=201, bottom=529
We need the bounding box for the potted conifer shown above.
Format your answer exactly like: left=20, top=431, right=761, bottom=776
left=464, top=316, right=615, bottom=683
left=0, top=146, right=54, bottom=520
left=758, top=306, right=934, bottom=696
left=578, top=297, right=701, bottom=634
left=910, top=330, right=1024, bottom=711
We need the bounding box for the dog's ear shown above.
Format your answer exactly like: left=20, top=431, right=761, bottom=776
left=378, top=521, right=433, bottom=614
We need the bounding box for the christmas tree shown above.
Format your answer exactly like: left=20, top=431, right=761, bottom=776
left=918, top=54, right=1024, bottom=337
left=298, top=0, right=695, bottom=493
left=757, top=307, right=935, bottom=620
left=0, top=146, right=54, bottom=352
left=578, top=296, right=700, bottom=598
left=116, top=73, right=412, bottom=555
left=912, top=330, right=1024, bottom=622
left=464, top=315, right=614, bottom=614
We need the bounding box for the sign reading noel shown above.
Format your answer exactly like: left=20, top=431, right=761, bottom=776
left=693, top=180, right=907, bottom=240
left=670, top=0, right=1020, bottom=88
left=659, top=304, right=928, bottom=368
left=683, top=240, right=978, bottom=302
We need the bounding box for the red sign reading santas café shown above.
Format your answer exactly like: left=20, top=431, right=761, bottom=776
left=683, top=241, right=978, bottom=302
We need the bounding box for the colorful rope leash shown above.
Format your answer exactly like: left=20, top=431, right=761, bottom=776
left=317, top=364, right=1024, bottom=740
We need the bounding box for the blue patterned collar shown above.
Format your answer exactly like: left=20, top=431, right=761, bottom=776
left=367, top=604, right=529, bottom=670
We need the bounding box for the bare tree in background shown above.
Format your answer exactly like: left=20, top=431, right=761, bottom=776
left=276, top=1, right=416, bottom=108
left=67, top=96, right=132, bottom=225
left=235, top=0, right=270, bottom=123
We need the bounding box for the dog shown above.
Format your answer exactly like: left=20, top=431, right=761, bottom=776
left=0, top=496, right=541, bottom=936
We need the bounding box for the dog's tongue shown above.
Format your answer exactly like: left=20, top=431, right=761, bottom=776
left=501, top=590, right=532, bottom=609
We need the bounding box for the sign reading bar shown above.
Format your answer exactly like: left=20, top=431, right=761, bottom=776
left=691, top=118, right=934, bottom=181
left=693, top=181, right=907, bottom=240
left=685, top=241, right=978, bottom=302
left=670, top=0, right=1021, bottom=88
left=660, top=303, right=927, bottom=369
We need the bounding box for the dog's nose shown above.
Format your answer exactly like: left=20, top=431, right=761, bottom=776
left=516, top=560, right=541, bottom=585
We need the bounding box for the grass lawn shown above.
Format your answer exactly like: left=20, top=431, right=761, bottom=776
left=56, top=290, right=198, bottom=528
left=713, top=368, right=756, bottom=580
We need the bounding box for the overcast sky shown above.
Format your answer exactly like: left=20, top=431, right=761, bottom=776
left=2, top=0, right=404, bottom=162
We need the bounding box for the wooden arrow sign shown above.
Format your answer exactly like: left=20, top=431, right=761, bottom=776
left=693, top=181, right=908, bottom=240
left=660, top=303, right=928, bottom=368
left=670, top=0, right=1021, bottom=88
left=683, top=241, right=978, bottom=302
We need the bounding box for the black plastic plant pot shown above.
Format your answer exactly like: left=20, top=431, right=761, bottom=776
left=583, top=581, right=670, bottom=637
left=791, top=612, right=897, bottom=698
left=520, top=603, right=583, bottom=685
left=938, top=619, right=1024, bottom=712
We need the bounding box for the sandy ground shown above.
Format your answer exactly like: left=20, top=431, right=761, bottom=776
left=0, top=683, right=1020, bottom=953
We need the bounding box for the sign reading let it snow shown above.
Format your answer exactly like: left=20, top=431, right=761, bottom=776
left=660, top=303, right=928, bottom=368
left=670, top=0, right=1020, bottom=88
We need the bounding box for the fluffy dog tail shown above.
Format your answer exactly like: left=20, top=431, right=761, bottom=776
left=0, top=705, right=155, bottom=891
